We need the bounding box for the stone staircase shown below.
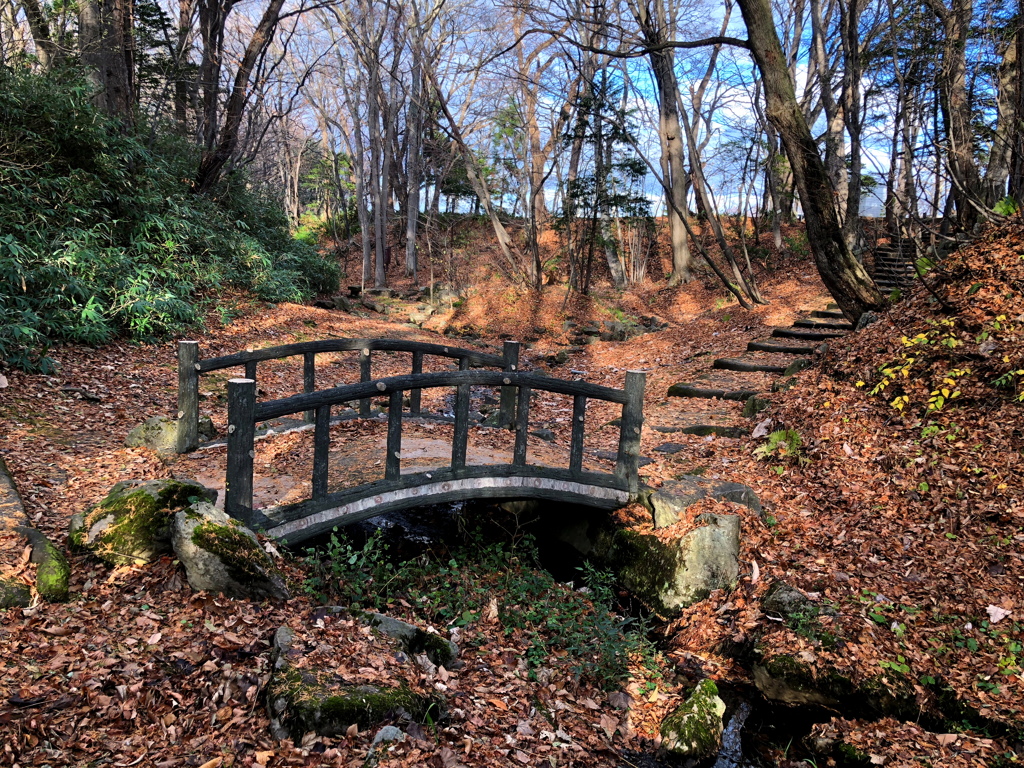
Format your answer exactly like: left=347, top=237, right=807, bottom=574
left=662, top=305, right=853, bottom=437
left=871, top=240, right=918, bottom=293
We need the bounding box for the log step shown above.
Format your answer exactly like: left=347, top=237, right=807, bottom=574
left=792, top=319, right=854, bottom=331
left=747, top=340, right=819, bottom=355
left=713, top=357, right=788, bottom=374
left=680, top=425, right=749, bottom=438
left=667, top=384, right=758, bottom=401
left=772, top=327, right=848, bottom=340
left=810, top=310, right=846, bottom=320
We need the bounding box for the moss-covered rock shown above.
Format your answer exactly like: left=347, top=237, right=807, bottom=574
left=362, top=613, right=458, bottom=668
left=18, top=526, right=70, bottom=602
left=643, top=477, right=761, bottom=528
left=267, top=624, right=445, bottom=742
left=125, top=416, right=180, bottom=455
left=742, top=395, right=770, bottom=418
left=171, top=502, right=290, bottom=600
left=660, top=679, right=726, bottom=759
left=594, top=514, right=740, bottom=616
left=0, top=577, right=31, bottom=609
left=73, top=479, right=216, bottom=566
left=753, top=653, right=855, bottom=709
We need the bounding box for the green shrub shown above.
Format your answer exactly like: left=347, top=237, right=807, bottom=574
left=0, top=66, right=339, bottom=370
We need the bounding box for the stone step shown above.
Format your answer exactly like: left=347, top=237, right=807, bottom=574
left=772, top=327, right=848, bottom=341
left=810, top=310, right=846, bottom=320
left=713, top=357, right=788, bottom=374
left=827, top=302, right=840, bottom=310
left=667, top=384, right=758, bottom=401
left=792, top=319, right=854, bottom=332
left=747, top=340, right=819, bottom=355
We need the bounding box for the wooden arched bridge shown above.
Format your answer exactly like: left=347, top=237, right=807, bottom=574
left=176, top=339, right=646, bottom=544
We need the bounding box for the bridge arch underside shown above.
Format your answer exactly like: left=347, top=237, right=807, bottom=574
left=258, top=468, right=634, bottom=545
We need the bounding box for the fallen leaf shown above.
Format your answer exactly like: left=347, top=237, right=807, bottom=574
left=986, top=605, right=1011, bottom=624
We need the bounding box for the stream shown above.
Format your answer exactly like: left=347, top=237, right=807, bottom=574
left=295, top=499, right=823, bottom=767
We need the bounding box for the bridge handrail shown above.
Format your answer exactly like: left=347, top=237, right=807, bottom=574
left=175, top=338, right=519, bottom=452
left=223, top=369, right=646, bottom=532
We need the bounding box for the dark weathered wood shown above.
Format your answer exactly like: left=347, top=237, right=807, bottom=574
left=313, top=405, right=331, bottom=499
left=254, top=371, right=629, bottom=421
left=498, top=341, right=520, bottom=429
left=176, top=341, right=200, bottom=453
left=359, top=348, right=372, bottom=418
left=225, top=378, right=257, bottom=527
left=452, top=383, right=470, bottom=470
left=263, top=464, right=631, bottom=537
left=245, top=360, right=257, bottom=381
left=386, top=390, right=403, bottom=480
left=615, top=371, right=646, bottom=494
left=410, top=351, right=423, bottom=414
left=303, top=352, right=316, bottom=423
left=513, top=386, right=531, bottom=465
left=569, top=395, right=586, bottom=474
left=459, top=357, right=469, bottom=371
left=198, top=338, right=504, bottom=373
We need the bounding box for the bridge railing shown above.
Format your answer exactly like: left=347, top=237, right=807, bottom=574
left=175, top=338, right=520, bottom=453
left=223, top=369, right=646, bottom=540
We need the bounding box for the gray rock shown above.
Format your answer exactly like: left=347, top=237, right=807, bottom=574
left=363, top=612, right=458, bottom=668
left=0, top=578, right=31, bottom=609
left=71, top=478, right=217, bottom=566
left=742, top=395, right=770, bottom=418
left=761, top=580, right=835, bottom=619
left=372, top=726, right=406, bottom=745
left=653, top=442, right=687, bottom=454
left=529, top=428, right=556, bottom=442
left=783, top=358, right=812, bottom=377
left=646, top=477, right=761, bottom=528
left=596, top=513, right=740, bottom=615
left=660, top=679, right=726, bottom=758
left=171, top=502, right=290, bottom=600
left=854, top=311, right=879, bottom=330
left=332, top=295, right=352, bottom=312
left=125, top=416, right=180, bottom=455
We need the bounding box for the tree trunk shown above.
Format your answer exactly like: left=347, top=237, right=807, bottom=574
left=737, top=0, right=883, bottom=319
left=20, top=0, right=58, bottom=70
left=985, top=19, right=1020, bottom=206
left=195, top=0, right=286, bottom=193
left=79, top=0, right=135, bottom=126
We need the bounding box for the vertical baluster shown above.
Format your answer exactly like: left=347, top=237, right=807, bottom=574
left=569, top=394, right=586, bottom=475
left=615, top=371, right=646, bottom=494
left=386, top=390, right=403, bottom=480
left=410, top=351, right=423, bottom=415
left=176, top=341, right=200, bottom=453
left=513, top=386, right=530, bottom=466
left=303, top=352, right=316, bottom=423
left=498, top=341, right=520, bottom=429
left=451, top=383, right=470, bottom=470
left=459, top=357, right=469, bottom=371
left=359, top=348, right=372, bottom=418
left=225, top=378, right=256, bottom=527
left=312, top=404, right=331, bottom=499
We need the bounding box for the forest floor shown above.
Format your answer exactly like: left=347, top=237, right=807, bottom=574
left=0, top=223, right=1022, bottom=767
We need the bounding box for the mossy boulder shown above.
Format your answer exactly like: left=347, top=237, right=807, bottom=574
left=643, top=477, right=761, bottom=529
left=742, top=395, right=770, bottom=418
left=0, top=578, right=31, bottom=609
left=126, top=416, right=216, bottom=454
left=595, top=514, right=740, bottom=616
left=660, top=679, right=726, bottom=759
left=72, top=479, right=217, bottom=566
left=267, top=625, right=444, bottom=741
left=17, top=526, right=70, bottom=602
left=171, top=502, right=290, bottom=600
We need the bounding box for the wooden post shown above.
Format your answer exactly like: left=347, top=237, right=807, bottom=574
left=359, top=348, right=372, bottom=418
left=410, top=351, right=423, bottom=415
left=452, top=383, right=470, bottom=470
left=513, top=386, right=531, bottom=466
left=226, top=378, right=256, bottom=527
left=569, top=395, right=586, bottom=475
left=176, top=341, right=200, bottom=453
left=245, top=360, right=257, bottom=381
left=386, top=390, right=403, bottom=480
left=498, top=341, right=520, bottom=429
left=303, top=352, right=316, bottom=423
left=312, top=404, right=331, bottom=499
left=615, top=371, right=646, bottom=494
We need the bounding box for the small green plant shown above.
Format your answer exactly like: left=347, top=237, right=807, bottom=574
left=879, top=655, right=911, bottom=675
left=753, top=429, right=805, bottom=464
